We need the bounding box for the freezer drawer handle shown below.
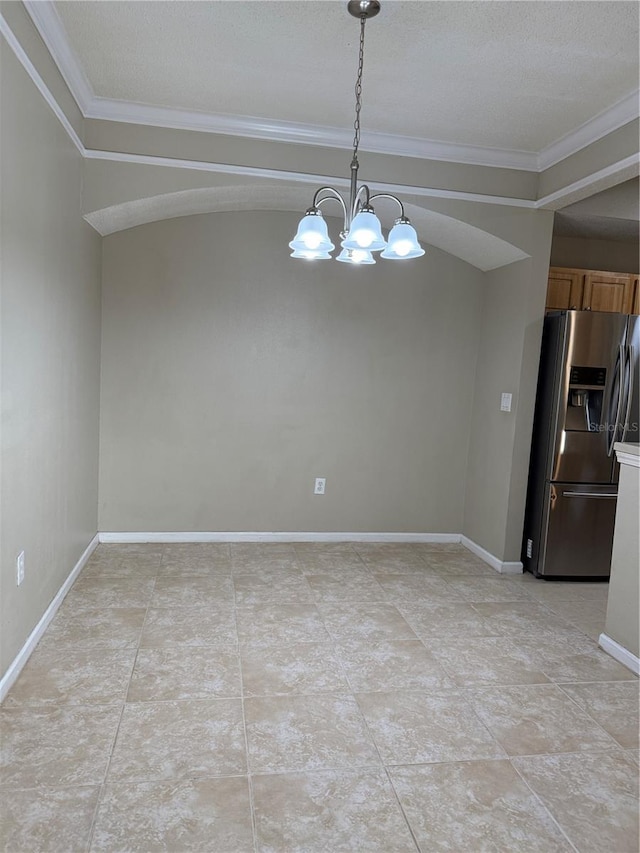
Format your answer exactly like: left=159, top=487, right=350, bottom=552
left=562, top=491, right=618, bottom=499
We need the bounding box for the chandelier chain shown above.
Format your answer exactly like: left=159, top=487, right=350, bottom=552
left=290, top=2, right=424, bottom=263
left=351, top=14, right=366, bottom=165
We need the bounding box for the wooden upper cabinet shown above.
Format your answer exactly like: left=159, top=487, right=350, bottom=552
left=546, top=267, right=638, bottom=314
left=546, top=268, right=584, bottom=310
left=582, top=271, right=635, bottom=314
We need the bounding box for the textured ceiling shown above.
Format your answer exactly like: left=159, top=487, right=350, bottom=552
left=553, top=212, right=639, bottom=241
left=55, top=0, right=639, bottom=153
left=553, top=179, right=640, bottom=241
left=561, top=178, right=639, bottom=221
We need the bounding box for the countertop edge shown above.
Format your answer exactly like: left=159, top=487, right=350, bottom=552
left=614, top=442, right=640, bottom=468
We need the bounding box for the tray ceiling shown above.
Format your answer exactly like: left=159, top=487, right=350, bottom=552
left=51, top=0, right=639, bottom=157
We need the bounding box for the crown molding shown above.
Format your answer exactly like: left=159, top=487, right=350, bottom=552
left=22, top=0, right=93, bottom=113
left=538, top=89, right=640, bottom=171
left=535, top=154, right=640, bottom=210
left=0, top=11, right=83, bottom=154
left=83, top=95, right=540, bottom=172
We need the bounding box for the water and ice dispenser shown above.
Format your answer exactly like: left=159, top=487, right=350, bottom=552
left=565, top=365, right=606, bottom=433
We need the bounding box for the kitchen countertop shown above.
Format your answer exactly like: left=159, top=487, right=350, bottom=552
left=614, top=442, right=640, bottom=466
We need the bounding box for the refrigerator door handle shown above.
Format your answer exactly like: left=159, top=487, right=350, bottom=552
left=606, top=343, right=624, bottom=457
left=562, top=491, right=618, bottom=499
left=621, top=344, right=635, bottom=443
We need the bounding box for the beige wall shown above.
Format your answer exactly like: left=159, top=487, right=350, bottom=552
left=550, top=235, right=639, bottom=274
left=605, top=451, right=640, bottom=659
left=0, top=46, right=102, bottom=677
left=462, top=266, right=522, bottom=558
left=463, top=212, right=554, bottom=561
left=99, top=211, right=485, bottom=533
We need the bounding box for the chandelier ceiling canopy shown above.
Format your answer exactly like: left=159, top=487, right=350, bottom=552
left=289, top=0, right=425, bottom=265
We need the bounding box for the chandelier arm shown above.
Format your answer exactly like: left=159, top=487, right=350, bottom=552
left=351, top=183, right=371, bottom=221
left=368, top=192, right=406, bottom=219
left=313, top=187, right=349, bottom=229
left=312, top=186, right=348, bottom=211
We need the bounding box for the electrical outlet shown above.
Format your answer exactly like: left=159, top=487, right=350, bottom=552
left=16, top=551, right=25, bottom=586
left=526, top=539, right=533, bottom=559
left=314, top=477, right=326, bottom=495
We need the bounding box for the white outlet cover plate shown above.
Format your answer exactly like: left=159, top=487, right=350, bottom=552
left=314, top=478, right=326, bottom=495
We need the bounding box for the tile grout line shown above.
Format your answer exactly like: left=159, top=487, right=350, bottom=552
left=84, top=701, right=126, bottom=853
left=458, top=681, right=624, bottom=758
left=509, top=758, right=581, bottom=853
left=234, top=567, right=259, bottom=853
left=333, top=653, right=423, bottom=852
left=382, top=766, right=424, bottom=853
left=84, top=551, right=161, bottom=852
left=554, top=682, right=633, bottom=749
left=448, top=689, right=513, bottom=763
left=69, top=549, right=135, bottom=853
left=461, top=745, right=636, bottom=762
left=0, top=750, right=628, bottom=793
left=551, top=677, right=639, bottom=685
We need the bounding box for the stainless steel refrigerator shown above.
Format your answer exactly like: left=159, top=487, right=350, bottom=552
left=523, top=310, right=639, bottom=579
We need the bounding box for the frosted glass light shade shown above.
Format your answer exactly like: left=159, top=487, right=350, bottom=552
left=381, top=221, right=425, bottom=259
left=342, top=210, right=386, bottom=251
left=290, top=248, right=332, bottom=260
left=289, top=211, right=335, bottom=253
left=336, top=247, right=376, bottom=264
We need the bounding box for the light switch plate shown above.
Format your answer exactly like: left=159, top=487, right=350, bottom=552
left=500, top=392, right=512, bottom=412
left=16, top=550, right=25, bottom=586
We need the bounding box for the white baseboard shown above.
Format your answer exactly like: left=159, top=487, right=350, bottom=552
left=99, top=531, right=461, bottom=544
left=460, top=536, right=523, bottom=574
left=0, top=534, right=99, bottom=704
left=98, top=533, right=521, bottom=579
left=598, top=633, right=640, bottom=676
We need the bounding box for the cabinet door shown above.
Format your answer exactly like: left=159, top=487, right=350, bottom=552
left=632, top=277, right=639, bottom=315
left=583, top=272, right=635, bottom=313
left=546, top=268, right=584, bottom=310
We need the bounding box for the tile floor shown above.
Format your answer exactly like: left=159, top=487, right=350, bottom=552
left=1, top=542, right=638, bottom=852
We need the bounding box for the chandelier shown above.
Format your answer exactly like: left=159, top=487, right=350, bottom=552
left=290, top=0, right=424, bottom=265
